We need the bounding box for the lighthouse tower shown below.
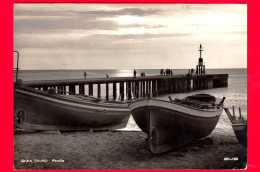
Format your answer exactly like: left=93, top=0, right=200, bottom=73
left=196, top=44, right=205, bottom=74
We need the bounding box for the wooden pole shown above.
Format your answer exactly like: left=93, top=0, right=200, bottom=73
left=69, top=85, right=75, bottom=95
left=127, top=82, right=131, bottom=100
left=97, top=84, right=101, bottom=98
left=113, top=83, right=117, bottom=100
left=232, top=106, right=236, bottom=118
left=239, top=107, right=242, bottom=118
left=79, top=84, right=85, bottom=95
left=135, top=81, right=139, bottom=98
left=89, top=84, right=93, bottom=96
left=120, top=82, right=124, bottom=101
left=106, top=83, right=109, bottom=101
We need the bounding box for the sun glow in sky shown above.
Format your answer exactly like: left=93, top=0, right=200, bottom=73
left=13, top=3, right=247, bottom=70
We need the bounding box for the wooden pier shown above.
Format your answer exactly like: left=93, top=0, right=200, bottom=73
left=21, top=74, right=228, bottom=101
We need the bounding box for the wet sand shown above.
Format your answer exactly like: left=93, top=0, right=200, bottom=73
left=14, top=128, right=247, bottom=170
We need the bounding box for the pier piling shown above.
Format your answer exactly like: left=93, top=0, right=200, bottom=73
left=24, top=74, right=228, bottom=101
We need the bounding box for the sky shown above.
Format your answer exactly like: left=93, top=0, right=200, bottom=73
left=13, top=3, right=247, bottom=70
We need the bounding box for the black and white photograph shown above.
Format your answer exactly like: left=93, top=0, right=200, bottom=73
left=13, top=3, right=247, bottom=169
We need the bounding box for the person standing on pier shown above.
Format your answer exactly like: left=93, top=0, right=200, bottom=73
left=134, top=70, right=137, bottom=78
left=160, top=69, right=164, bottom=75
left=84, top=71, right=87, bottom=79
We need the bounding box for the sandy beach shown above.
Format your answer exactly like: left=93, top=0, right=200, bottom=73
left=14, top=127, right=246, bottom=170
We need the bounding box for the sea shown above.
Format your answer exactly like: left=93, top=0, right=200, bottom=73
left=14, top=68, right=247, bottom=132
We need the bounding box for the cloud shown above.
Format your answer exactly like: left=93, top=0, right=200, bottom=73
left=14, top=33, right=192, bottom=50
left=14, top=17, right=120, bottom=32
left=66, top=8, right=161, bottom=16
left=14, top=5, right=161, bottom=16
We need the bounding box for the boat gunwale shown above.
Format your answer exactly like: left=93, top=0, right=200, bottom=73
left=15, top=86, right=129, bottom=109
left=131, top=105, right=222, bottom=119
left=232, top=123, right=247, bottom=127
left=15, top=90, right=130, bottom=113
left=129, top=98, right=223, bottom=113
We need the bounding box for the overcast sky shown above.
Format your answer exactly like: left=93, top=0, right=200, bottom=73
left=13, top=3, right=247, bottom=70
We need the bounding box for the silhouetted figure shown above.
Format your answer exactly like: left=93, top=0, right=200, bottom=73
left=134, top=70, right=136, bottom=78
left=106, top=74, right=109, bottom=78
left=160, top=69, right=164, bottom=75
left=84, top=71, right=87, bottom=79
left=191, top=68, right=194, bottom=74
left=170, top=70, right=173, bottom=75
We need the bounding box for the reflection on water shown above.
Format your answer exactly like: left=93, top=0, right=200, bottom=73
left=112, top=69, right=133, bottom=77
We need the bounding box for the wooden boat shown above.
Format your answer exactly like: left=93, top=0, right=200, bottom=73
left=14, top=85, right=130, bottom=131
left=129, top=94, right=225, bottom=154
left=224, top=107, right=247, bottom=148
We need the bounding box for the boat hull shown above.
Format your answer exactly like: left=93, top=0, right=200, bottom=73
left=232, top=123, right=247, bottom=148
left=14, top=87, right=130, bottom=131
left=129, top=99, right=223, bottom=154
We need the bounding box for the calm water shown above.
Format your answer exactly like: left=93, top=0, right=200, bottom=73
left=14, top=68, right=247, bottom=131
